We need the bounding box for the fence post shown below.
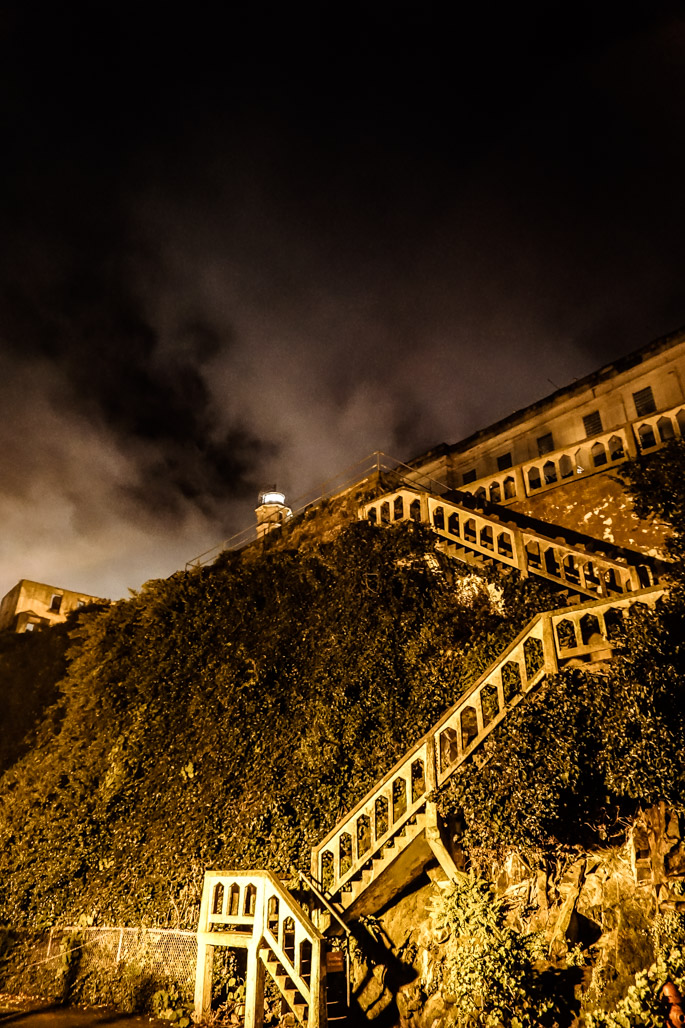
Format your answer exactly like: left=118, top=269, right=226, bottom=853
left=116, top=928, right=124, bottom=964
left=47, top=927, right=53, bottom=959
left=194, top=874, right=215, bottom=1023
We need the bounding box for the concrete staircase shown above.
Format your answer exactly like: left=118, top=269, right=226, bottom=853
left=361, top=485, right=659, bottom=602
left=309, top=586, right=665, bottom=930
left=195, top=488, right=667, bottom=1028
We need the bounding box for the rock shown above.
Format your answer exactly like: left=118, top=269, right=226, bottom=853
left=549, top=859, right=586, bottom=955
left=665, top=845, right=685, bottom=877
left=417, top=991, right=450, bottom=1028
left=578, top=872, right=604, bottom=915
left=557, top=858, right=586, bottom=899
left=666, top=811, right=682, bottom=842
left=356, top=962, right=392, bottom=1019
left=397, top=983, right=423, bottom=1021
left=535, top=868, right=549, bottom=916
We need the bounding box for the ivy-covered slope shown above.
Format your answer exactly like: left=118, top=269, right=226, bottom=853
left=0, top=624, right=70, bottom=775
left=4, top=442, right=685, bottom=941
left=0, top=519, right=555, bottom=930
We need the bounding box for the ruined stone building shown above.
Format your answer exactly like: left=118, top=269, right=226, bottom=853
left=0, top=579, right=104, bottom=633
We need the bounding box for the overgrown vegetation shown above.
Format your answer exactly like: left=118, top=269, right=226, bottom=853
left=0, top=622, right=70, bottom=773
left=426, top=873, right=553, bottom=1028
left=440, top=442, right=685, bottom=855
left=3, top=442, right=685, bottom=1026
left=0, top=519, right=555, bottom=930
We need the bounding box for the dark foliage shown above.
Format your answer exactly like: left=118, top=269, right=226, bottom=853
left=443, top=442, right=685, bottom=853
left=0, top=623, right=70, bottom=773
left=0, top=520, right=553, bottom=929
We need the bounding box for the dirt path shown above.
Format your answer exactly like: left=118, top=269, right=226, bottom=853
left=0, top=997, right=171, bottom=1028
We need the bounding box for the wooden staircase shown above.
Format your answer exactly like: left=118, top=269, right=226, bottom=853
left=261, top=948, right=309, bottom=1024
left=195, top=488, right=667, bottom=1028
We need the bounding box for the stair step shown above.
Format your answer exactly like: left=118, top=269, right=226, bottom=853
left=262, top=954, right=309, bottom=1024
left=338, top=817, right=426, bottom=904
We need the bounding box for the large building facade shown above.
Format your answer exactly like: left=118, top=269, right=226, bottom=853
left=406, top=326, right=685, bottom=554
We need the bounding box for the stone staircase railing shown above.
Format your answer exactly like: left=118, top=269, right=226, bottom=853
left=459, top=402, right=685, bottom=506
left=195, top=475, right=667, bottom=1027
left=361, top=487, right=656, bottom=600
left=311, top=586, right=664, bottom=910
left=195, top=869, right=327, bottom=1028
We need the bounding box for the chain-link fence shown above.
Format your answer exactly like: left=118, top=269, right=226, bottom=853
left=44, top=926, right=197, bottom=985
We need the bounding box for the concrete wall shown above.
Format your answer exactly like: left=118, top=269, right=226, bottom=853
left=0, top=580, right=103, bottom=632
left=430, top=329, right=685, bottom=487
left=509, top=469, right=670, bottom=557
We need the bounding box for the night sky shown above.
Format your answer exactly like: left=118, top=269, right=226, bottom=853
left=1, top=3, right=684, bottom=600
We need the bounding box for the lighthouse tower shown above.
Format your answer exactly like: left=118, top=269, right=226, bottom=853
left=255, top=490, right=292, bottom=540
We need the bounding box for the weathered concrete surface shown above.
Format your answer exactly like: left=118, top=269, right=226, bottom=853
left=510, top=471, right=669, bottom=556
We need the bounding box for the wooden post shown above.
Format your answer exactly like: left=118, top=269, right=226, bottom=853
left=425, top=800, right=459, bottom=880
left=541, top=614, right=559, bottom=675
left=425, top=735, right=438, bottom=793
left=420, top=491, right=430, bottom=524
left=511, top=528, right=528, bottom=578
left=244, top=944, right=265, bottom=1028
left=194, top=874, right=214, bottom=1023
left=310, top=937, right=328, bottom=1028
left=194, top=940, right=214, bottom=1023
left=624, top=422, right=639, bottom=459
left=512, top=465, right=526, bottom=501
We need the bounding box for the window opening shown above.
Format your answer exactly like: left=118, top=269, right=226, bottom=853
left=462, top=469, right=477, bottom=484
left=537, top=432, right=554, bottom=456
left=496, top=452, right=513, bottom=471
left=633, top=385, right=656, bottom=417
left=583, top=410, right=603, bottom=437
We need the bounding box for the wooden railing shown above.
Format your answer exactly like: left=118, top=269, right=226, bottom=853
left=361, top=487, right=655, bottom=600
left=311, top=586, right=664, bottom=903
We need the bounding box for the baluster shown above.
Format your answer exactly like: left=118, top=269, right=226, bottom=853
left=474, top=690, right=484, bottom=734
left=334, top=837, right=342, bottom=884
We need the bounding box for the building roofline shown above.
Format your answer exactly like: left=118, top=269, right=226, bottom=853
left=1, top=579, right=104, bottom=603
left=408, top=324, right=685, bottom=467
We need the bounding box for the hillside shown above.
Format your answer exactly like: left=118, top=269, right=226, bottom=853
left=0, top=518, right=560, bottom=930
left=2, top=444, right=685, bottom=1027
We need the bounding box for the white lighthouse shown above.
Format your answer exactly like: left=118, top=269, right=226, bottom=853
left=255, top=490, right=292, bottom=539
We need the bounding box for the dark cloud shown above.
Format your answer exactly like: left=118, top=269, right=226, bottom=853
left=0, top=3, right=684, bottom=598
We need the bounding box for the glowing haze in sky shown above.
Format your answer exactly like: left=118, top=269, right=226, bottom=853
left=1, top=4, right=684, bottom=599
